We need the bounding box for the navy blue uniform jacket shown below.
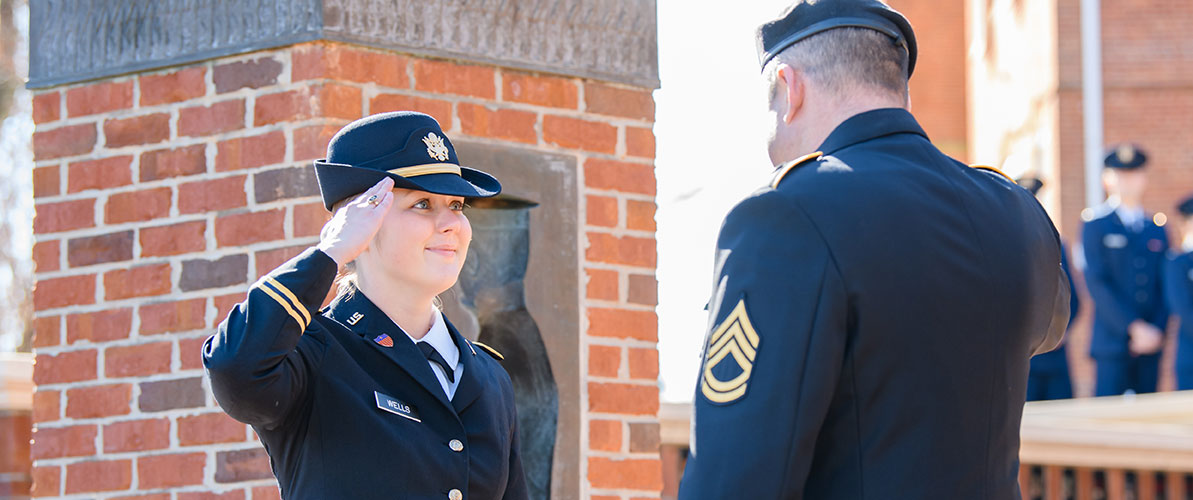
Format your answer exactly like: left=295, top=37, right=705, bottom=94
left=1081, top=209, right=1169, bottom=358
left=203, top=247, right=528, bottom=500
left=1165, top=250, right=1193, bottom=373
left=678, top=109, right=1070, bottom=500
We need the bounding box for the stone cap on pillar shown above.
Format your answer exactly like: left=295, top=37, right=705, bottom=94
left=0, top=352, right=33, bottom=411
left=28, top=0, right=660, bottom=89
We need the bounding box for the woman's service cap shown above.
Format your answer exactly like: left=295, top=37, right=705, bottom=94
left=756, top=0, right=917, bottom=76
left=314, top=111, right=501, bottom=211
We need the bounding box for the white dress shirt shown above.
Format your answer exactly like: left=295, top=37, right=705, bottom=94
left=1116, top=205, right=1145, bottom=232
left=405, top=308, right=462, bottom=400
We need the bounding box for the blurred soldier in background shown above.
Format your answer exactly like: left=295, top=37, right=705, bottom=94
left=1081, top=145, right=1169, bottom=396
left=1164, top=196, right=1193, bottom=390
left=1018, top=176, right=1078, bottom=401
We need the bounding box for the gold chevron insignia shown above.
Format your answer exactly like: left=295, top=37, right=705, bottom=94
left=701, top=298, right=760, bottom=404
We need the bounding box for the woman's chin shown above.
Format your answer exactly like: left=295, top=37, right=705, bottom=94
left=421, top=269, right=464, bottom=294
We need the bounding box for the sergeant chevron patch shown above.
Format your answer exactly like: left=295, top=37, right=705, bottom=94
left=701, top=297, right=760, bottom=405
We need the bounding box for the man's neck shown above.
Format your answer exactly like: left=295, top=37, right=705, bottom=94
left=1115, top=196, right=1144, bottom=211
left=791, top=92, right=907, bottom=161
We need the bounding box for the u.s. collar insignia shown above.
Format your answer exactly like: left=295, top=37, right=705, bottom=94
left=701, top=297, right=760, bottom=405
left=346, top=312, right=364, bottom=325
left=423, top=132, right=450, bottom=162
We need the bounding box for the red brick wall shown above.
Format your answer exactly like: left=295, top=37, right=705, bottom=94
left=0, top=411, right=32, bottom=497
left=30, top=41, right=660, bottom=498
left=888, top=0, right=970, bottom=161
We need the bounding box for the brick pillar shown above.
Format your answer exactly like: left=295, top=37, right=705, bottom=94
left=28, top=2, right=659, bottom=498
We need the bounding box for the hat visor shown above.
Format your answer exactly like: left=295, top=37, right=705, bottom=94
left=314, top=161, right=502, bottom=211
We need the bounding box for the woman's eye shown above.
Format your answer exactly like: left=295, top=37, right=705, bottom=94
left=413, top=200, right=429, bottom=209
left=450, top=201, right=466, bottom=211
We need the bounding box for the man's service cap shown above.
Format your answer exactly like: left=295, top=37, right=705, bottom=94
left=1103, top=143, right=1148, bottom=170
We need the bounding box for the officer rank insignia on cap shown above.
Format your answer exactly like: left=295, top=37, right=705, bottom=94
left=1117, top=144, right=1136, bottom=165
left=423, top=132, right=450, bottom=162
left=701, top=297, right=761, bottom=405
left=373, top=334, right=394, bottom=348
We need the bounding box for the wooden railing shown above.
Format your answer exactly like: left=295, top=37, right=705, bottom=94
left=661, top=392, right=1193, bottom=500
left=1019, top=392, right=1193, bottom=500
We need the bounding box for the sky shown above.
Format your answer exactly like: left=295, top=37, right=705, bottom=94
left=653, top=0, right=795, bottom=402
left=0, top=1, right=32, bottom=352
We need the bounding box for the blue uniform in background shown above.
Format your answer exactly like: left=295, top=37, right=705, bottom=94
left=1165, top=248, right=1193, bottom=389
left=1026, top=242, right=1078, bottom=400
left=1081, top=207, right=1170, bottom=396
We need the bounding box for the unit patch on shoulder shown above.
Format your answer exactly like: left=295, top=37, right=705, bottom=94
left=472, top=341, right=504, bottom=360
left=701, top=297, right=761, bottom=405
left=770, top=151, right=823, bottom=188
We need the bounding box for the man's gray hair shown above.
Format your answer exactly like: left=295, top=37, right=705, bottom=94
left=766, top=27, right=910, bottom=99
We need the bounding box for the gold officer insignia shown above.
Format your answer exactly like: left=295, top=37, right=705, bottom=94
left=1117, top=144, right=1136, bottom=164
left=423, top=132, right=451, bottom=162
left=701, top=298, right=760, bottom=404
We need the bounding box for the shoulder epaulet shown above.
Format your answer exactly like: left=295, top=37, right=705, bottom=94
left=471, top=341, right=504, bottom=360
left=770, top=151, right=824, bottom=188
left=969, top=164, right=1014, bottom=183
left=1081, top=204, right=1115, bottom=222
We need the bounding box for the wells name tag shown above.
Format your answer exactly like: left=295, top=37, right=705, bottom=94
left=375, top=391, right=421, bottom=422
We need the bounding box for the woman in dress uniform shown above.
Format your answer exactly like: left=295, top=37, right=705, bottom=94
left=203, top=111, right=529, bottom=500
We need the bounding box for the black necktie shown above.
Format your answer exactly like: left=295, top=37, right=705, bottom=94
left=418, top=342, right=455, bottom=383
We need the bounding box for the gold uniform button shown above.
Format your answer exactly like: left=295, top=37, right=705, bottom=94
left=449, top=439, right=464, bottom=452
left=448, top=489, right=463, bottom=500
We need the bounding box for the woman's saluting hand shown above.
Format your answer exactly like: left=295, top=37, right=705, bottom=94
left=317, top=177, right=395, bottom=266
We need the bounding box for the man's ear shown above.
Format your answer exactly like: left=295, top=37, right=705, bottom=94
left=777, top=65, right=804, bottom=124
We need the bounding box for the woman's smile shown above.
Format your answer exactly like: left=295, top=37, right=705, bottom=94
left=425, top=244, right=458, bottom=257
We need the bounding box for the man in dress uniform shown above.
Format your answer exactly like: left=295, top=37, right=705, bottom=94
left=1081, top=144, right=1169, bottom=396
left=678, top=1, right=1071, bottom=498
left=1163, top=196, right=1193, bottom=390
left=1018, top=176, right=1079, bottom=401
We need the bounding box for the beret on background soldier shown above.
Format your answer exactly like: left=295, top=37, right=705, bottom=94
left=1016, top=176, right=1045, bottom=197
left=1178, top=196, right=1193, bottom=218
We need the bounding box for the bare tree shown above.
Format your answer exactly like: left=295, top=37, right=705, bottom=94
left=0, top=0, right=34, bottom=353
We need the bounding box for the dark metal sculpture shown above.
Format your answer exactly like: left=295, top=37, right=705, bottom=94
left=457, top=197, right=557, bottom=500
